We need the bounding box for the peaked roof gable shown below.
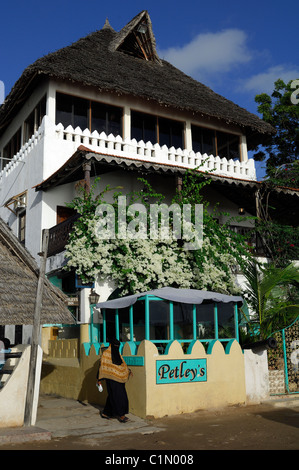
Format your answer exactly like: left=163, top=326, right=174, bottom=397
left=109, top=10, right=161, bottom=63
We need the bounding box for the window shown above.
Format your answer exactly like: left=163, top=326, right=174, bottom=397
left=173, top=302, right=193, bottom=340
left=159, top=117, right=184, bottom=148
left=191, top=125, right=215, bottom=155
left=23, top=95, right=46, bottom=142
left=131, top=110, right=184, bottom=148
left=56, top=93, right=88, bottom=130
left=149, top=300, right=170, bottom=341
left=133, top=300, right=145, bottom=342
left=191, top=124, right=240, bottom=160
left=217, top=302, right=235, bottom=339
left=91, top=101, right=122, bottom=136
left=196, top=303, right=215, bottom=340
left=216, top=131, right=240, bottom=160
left=2, top=127, right=22, bottom=168
left=56, top=92, right=123, bottom=137
left=18, top=211, right=26, bottom=244
left=118, top=307, right=130, bottom=342
left=106, top=309, right=117, bottom=342
left=56, top=205, right=77, bottom=225
left=131, top=111, right=156, bottom=143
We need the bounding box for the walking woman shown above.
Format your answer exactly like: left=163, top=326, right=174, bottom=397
left=97, top=338, right=132, bottom=423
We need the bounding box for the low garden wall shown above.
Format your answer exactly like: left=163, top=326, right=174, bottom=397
left=41, top=338, right=246, bottom=418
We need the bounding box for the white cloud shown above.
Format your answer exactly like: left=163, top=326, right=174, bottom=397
left=158, top=29, right=252, bottom=78
left=241, top=65, right=299, bottom=94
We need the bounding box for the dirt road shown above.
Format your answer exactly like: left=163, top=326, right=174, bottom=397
left=1, top=397, right=298, bottom=451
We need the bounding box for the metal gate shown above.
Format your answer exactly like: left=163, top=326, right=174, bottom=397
left=268, top=316, right=299, bottom=396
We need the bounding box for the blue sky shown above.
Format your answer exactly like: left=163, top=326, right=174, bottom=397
left=0, top=0, right=298, bottom=178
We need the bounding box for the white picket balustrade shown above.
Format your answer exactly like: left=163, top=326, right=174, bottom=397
left=0, top=117, right=257, bottom=184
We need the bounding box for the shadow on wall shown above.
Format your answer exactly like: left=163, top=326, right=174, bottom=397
left=77, top=359, right=106, bottom=405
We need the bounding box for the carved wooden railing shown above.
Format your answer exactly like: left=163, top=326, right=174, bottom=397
left=47, top=213, right=80, bottom=257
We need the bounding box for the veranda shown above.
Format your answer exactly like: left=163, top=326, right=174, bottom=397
left=92, top=287, right=242, bottom=353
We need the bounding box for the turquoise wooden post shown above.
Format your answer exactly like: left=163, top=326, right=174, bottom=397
left=129, top=305, right=134, bottom=341
left=115, top=309, right=119, bottom=340
left=282, top=328, right=289, bottom=393
left=169, top=302, right=174, bottom=340
left=103, top=309, right=106, bottom=343
left=234, top=303, right=239, bottom=342
left=145, top=296, right=150, bottom=340
left=89, top=306, right=94, bottom=343
left=193, top=304, right=197, bottom=339
left=214, top=303, right=218, bottom=339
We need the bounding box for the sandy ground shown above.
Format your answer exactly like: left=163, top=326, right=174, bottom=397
left=0, top=395, right=298, bottom=452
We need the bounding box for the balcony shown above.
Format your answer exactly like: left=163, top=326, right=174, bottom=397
left=47, top=213, right=80, bottom=257
left=55, top=123, right=256, bottom=181
left=0, top=116, right=257, bottom=187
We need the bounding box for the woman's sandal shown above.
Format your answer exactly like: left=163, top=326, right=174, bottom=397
left=100, top=411, right=111, bottom=420
left=117, top=416, right=129, bottom=423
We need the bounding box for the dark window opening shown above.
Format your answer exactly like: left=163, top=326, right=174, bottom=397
left=173, top=302, right=193, bottom=340
left=91, top=102, right=122, bottom=136
left=149, top=300, right=170, bottom=341
left=196, top=303, right=215, bottom=340
left=216, top=131, right=240, bottom=160
left=56, top=93, right=88, bottom=130
left=131, top=111, right=184, bottom=148
left=18, top=211, right=26, bottom=245
left=118, top=307, right=130, bottom=343
left=217, top=302, right=235, bottom=339
left=2, top=127, right=22, bottom=167
left=131, top=111, right=156, bottom=143
left=192, top=124, right=240, bottom=160
left=14, top=325, right=23, bottom=345
left=159, top=117, right=184, bottom=149
left=56, top=92, right=123, bottom=137
left=106, top=309, right=116, bottom=342
left=24, top=95, right=46, bottom=143
left=191, top=125, right=215, bottom=155
left=133, top=300, right=145, bottom=342
left=56, top=205, right=77, bottom=225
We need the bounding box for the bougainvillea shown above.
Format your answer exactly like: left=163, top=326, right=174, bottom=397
left=64, top=172, right=251, bottom=296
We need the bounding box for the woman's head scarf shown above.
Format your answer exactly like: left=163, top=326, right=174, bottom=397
left=109, top=338, right=122, bottom=365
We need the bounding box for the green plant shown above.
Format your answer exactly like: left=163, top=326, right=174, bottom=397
left=64, top=170, right=252, bottom=296
left=241, top=261, right=299, bottom=338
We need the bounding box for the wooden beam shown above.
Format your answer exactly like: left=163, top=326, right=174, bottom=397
left=24, top=229, right=49, bottom=426
left=83, top=160, right=92, bottom=194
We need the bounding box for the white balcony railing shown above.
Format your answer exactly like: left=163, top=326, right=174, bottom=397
left=56, top=123, right=256, bottom=180
left=0, top=116, right=257, bottom=183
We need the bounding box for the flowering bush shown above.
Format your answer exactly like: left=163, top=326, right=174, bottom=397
left=65, top=172, right=251, bottom=296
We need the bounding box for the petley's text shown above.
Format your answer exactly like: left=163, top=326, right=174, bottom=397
left=156, top=359, right=207, bottom=384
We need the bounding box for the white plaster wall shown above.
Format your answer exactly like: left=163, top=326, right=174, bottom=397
left=0, top=344, right=43, bottom=427
left=244, top=349, right=270, bottom=403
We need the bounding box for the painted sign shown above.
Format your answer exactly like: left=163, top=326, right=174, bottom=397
left=156, top=359, right=207, bottom=384
left=123, top=356, right=145, bottom=366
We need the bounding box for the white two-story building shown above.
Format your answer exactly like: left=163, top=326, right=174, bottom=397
left=2, top=10, right=296, bottom=342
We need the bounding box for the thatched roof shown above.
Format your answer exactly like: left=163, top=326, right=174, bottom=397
left=0, top=217, right=75, bottom=325
left=0, top=11, right=274, bottom=148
